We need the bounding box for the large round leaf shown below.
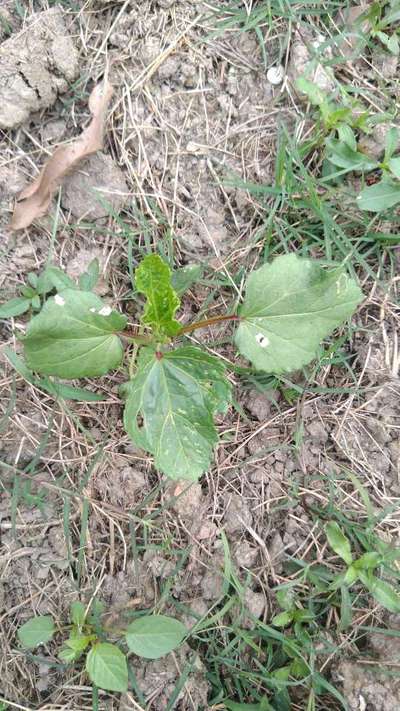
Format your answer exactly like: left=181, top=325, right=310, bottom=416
left=86, top=643, right=128, bottom=692
left=22, top=289, right=127, bottom=378
left=125, top=614, right=186, bottom=659
left=235, top=254, right=362, bottom=373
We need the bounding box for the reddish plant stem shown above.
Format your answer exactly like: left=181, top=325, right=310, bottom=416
left=177, top=313, right=240, bottom=336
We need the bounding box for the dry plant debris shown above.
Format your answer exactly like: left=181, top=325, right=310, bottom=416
left=11, top=79, right=114, bottom=230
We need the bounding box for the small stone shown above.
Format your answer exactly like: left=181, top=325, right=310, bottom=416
left=246, top=390, right=279, bottom=422
left=244, top=588, right=266, bottom=619
left=40, top=119, right=67, bottom=144
left=233, top=540, right=259, bottom=568
left=201, top=569, right=224, bottom=600
left=167, top=481, right=203, bottom=519
left=224, top=494, right=253, bottom=534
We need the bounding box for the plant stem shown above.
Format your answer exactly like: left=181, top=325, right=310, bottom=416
left=177, top=313, right=240, bottom=336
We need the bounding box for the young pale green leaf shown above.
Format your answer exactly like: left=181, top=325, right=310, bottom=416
left=0, top=296, right=31, bottom=318
left=353, top=551, right=382, bottom=571
left=339, top=585, right=353, bottom=630
left=384, top=127, right=399, bottom=162
left=357, top=179, right=400, bottom=212
left=225, top=701, right=273, bottom=711
left=58, top=646, right=78, bottom=663
left=359, top=573, right=400, bottom=613
left=388, top=157, right=400, bottom=179
left=85, top=643, right=128, bottom=692
left=124, top=346, right=231, bottom=480
left=136, top=254, right=180, bottom=337
left=65, top=634, right=94, bottom=653
left=43, top=267, right=76, bottom=292
left=171, top=264, right=203, bottom=296
left=295, top=76, right=326, bottom=106
left=125, top=615, right=186, bottom=659
left=22, top=290, right=127, bottom=379
left=271, top=611, right=293, bottom=627
left=18, top=616, right=55, bottom=649
left=235, top=254, right=362, bottom=373
left=70, top=601, right=86, bottom=627
left=342, top=565, right=359, bottom=586
left=325, top=139, right=378, bottom=171
left=325, top=522, right=353, bottom=565
left=79, top=258, right=100, bottom=291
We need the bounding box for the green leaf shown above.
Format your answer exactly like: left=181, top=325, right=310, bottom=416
left=342, top=565, right=359, bottom=586
left=325, top=138, right=378, bottom=171
left=65, top=634, right=94, bottom=652
left=339, top=585, right=353, bottom=630
left=42, top=381, right=105, bottom=402
left=337, top=124, right=357, bottom=152
left=79, top=258, right=100, bottom=291
left=124, top=346, right=231, bottom=480
left=22, top=290, right=127, bottom=379
left=4, top=347, right=104, bottom=401
left=136, top=254, right=180, bottom=337
left=359, top=573, right=400, bottom=613
left=388, top=156, right=400, bottom=178
left=125, top=614, right=186, bottom=659
left=295, top=76, right=326, bottom=106
left=70, top=601, right=86, bottom=627
left=275, top=588, right=296, bottom=611
left=271, top=611, right=293, bottom=627
left=325, top=522, right=353, bottom=565
left=0, top=296, right=31, bottom=318
left=225, top=701, right=273, bottom=711
left=42, top=267, right=76, bottom=292
left=171, top=264, right=203, bottom=296
left=384, top=127, right=399, bottom=162
left=357, top=179, right=400, bottom=211
left=353, top=552, right=382, bottom=571
left=18, top=616, right=55, bottom=649
left=235, top=254, right=362, bottom=373
left=85, top=643, right=128, bottom=692
left=58, top=646, right=77, bottom=663
left=376, top=30, right=399, bottom=54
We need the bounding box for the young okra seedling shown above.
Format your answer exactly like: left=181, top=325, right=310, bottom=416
left=3, top=252, right=363, bottom=481
left=17, top=599, right=187, bottom=694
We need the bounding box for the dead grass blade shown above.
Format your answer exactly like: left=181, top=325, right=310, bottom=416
left=10, top=79, right=114, bottom=231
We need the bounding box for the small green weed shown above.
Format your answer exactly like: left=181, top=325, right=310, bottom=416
left=2, top=252, right=362, bottom=481
left=17, top=599, right=187, bottom=694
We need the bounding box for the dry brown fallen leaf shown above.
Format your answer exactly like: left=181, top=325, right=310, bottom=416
left=10, top=79, right=114, bottom=231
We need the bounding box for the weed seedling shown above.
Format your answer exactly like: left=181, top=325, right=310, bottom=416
left=3, top=252, right=362, bottom=481
left=17, top=599, right=187, bottom=694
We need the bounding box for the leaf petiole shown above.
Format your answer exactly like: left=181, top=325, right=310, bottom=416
left=177, top=313, right=240, bottom=336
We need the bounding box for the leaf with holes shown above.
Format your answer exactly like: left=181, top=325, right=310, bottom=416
left=234, top=254, right=362, bottom=373
left=136, top=254, right=180, bottom=338
left=21, top=289, right=127, bottom=379
left=123, top=346, right=231, bottom=480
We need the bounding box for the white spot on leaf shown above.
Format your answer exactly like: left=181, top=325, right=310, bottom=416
left=54, top=295, right=65, bottom=306
left=256, top=333, right=270, bottom=348
left=89, top=307, right=97, bottom=313
left=98, top=305, right=112, bottom=316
